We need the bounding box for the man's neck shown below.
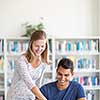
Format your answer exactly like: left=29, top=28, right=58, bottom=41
left=56, top=81, right=69, bottom=90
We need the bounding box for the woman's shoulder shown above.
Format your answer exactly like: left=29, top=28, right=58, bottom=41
left=40, top=62, right=50, bottom=70
left=16, top=55, right=28, bottom=64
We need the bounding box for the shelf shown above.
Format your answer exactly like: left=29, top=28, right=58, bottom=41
left=6, top=52, right=26, bottom=56
left=56, top=52, right=100, bottom=56
left=0, top=36, right=100, bottom=100
left=84, top=86, right=100, bottom=90
left=0, top=71, right=4, bottom=74
left=74, top=69, right=100, bottom=73
left=54, top=36, right=100, bottom=100
left=0, top=88, right=4, bottom=92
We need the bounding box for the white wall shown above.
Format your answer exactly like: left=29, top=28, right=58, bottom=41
left=99, top=0, right=100, bottom=36
left=0, top=0, right=99, bottom=37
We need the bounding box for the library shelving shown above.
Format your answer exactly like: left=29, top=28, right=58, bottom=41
left=0, top=36, right=100, bottom=100
left=54, top=36, right=100, bottom=100
left=3, top=37, right=30, bottom=100
left=0, top=38, right=4, bottom=100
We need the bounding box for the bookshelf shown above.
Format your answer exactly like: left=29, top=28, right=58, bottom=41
left=4, top=37, right=30, bottom=100
left=54, top=36, right=100, bottom=100
left=0, top=36, right=100, bottom=100
left=0, top=38, right=4, bottom=100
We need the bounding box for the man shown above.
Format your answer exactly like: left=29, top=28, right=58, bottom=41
left=36, top=58, right=87, bottom=100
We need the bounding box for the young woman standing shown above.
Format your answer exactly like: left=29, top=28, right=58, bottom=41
left=7, top=30, right=49, bottom=100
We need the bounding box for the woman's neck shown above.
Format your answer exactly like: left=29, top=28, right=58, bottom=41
left=31, top=56, right=41, bottom=68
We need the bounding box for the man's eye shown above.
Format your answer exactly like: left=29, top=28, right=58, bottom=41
left=57, top=73, right=62, bottom=76
left=65, top=74, right=69, bottom=77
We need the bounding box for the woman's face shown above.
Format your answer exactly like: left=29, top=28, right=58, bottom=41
left=32, top=39, right=47, bottom=57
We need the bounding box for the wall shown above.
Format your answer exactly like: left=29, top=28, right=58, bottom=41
left=0, top=0, right=99, bottom=37
left=98, top=0, right=100, bottom=36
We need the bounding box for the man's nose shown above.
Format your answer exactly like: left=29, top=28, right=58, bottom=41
left=61, top=75, right=65, bottom=80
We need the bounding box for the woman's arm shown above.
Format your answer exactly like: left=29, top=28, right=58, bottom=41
left=16, top=57, right=47, bottom=100
left=35, top=97, right=39, bottom=100
left=31, top=86, right=47, bottom=100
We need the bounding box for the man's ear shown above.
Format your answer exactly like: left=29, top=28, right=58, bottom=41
left=72, top=72, right=74, bottom=76
left=70, top=72, right=74, bottom=81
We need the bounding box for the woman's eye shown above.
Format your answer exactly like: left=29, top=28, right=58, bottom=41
left=35, top=45, right=39, bottom=48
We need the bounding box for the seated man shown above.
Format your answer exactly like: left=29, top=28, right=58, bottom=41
left=36, top=58, right=87, bottom=100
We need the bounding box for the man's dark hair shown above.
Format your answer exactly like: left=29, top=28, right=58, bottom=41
left=57, top=58, right=74, bottom=73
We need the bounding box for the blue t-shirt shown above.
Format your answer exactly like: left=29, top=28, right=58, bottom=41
left=40, top=81, right=86, bottom=100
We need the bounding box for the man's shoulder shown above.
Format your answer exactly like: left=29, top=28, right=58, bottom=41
left=43, top=81, right=56, bottom=86
left=41, top=81, right=56, bottom=88
left=71, top=81, right=82, bottom=88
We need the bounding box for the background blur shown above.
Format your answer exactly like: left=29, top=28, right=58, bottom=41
left=0, top=0, right=100, bottom=37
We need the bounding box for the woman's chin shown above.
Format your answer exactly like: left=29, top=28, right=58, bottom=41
left=35, top=53, right=41, bottom=57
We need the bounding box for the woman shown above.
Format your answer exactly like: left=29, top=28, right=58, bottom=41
left=7, top=30, right=49, bottom=100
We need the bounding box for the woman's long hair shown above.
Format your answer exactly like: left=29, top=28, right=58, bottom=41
left=25, top=30, right=49, bottom=64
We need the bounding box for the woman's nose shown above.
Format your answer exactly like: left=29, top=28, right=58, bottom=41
left=38, top=46, right=41, bottom=50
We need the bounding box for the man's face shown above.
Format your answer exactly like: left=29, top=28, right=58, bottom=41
left=56, top=66, right=73, bottom=87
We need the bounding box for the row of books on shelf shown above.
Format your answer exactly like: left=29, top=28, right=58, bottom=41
left=7, top=59, right=53, bottom=72
left=6, top=75, right=100, bottom=88
left=7, top=75, right=53, bottom=88
left=56, top=56, right=97, bottom=71
left=0, top=40, right=3, bottom=53
left=0, top=75, right=4, bottom=90
left=7, top=40, right=29, bottom=53
left=0, top=57, right=3, bottom=72
left=0, top=95, right=4, bottom=100
left=0, top=82, right=4, bottom=88
left=0, top=85, right=4, bottom=91
left=7, top=77, right=12, bottom=87
left=7, top=59, right=98, bottom=73
left=0, top=75, right=4, bottom=82
left=7, top=59, right=16, bottom=72
left=55, top=39, right=99, bottom=53
left=6, top=75, right=100, bottom=87
left=73, top=75, right=100, bottom=86
left=86, top=90, right=95, bottom=100
left=76, top=58, right=96, bottom=69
